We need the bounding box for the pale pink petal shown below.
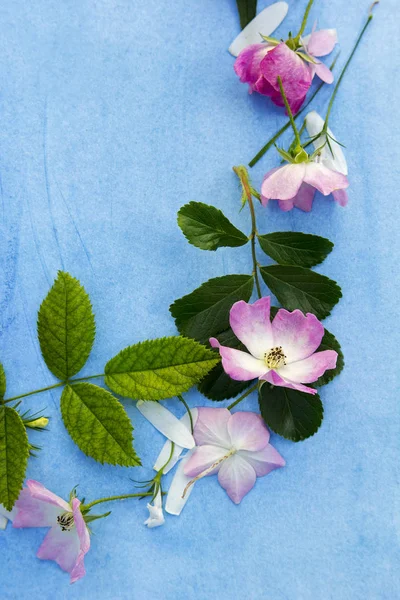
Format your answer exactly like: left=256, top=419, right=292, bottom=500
left=234, top=44, right=271, bottom=89
left=217, top=455, right=257, bottom=504
left=210, top=338, right=267, bottom=382
left=303, top=163, right=349, bottom=196
left=191, top=407, right=231, bottom=448
left=278, top=350, right=337, bottom=383
left=229, top=298, right=273, bottom=359
left=261, top=164, right=306, bottom=202
left=332, top=188, right=348, bottom=206
left=239, top=444, right=286, bottom=476
left=13, top=481, right=69, bottom=528
left=277, top=199, right=294, bottom=211
left=259, top=42, right=312, bottom=102
left=37, top=526, right=81, bottom=576
left=307, top=29, right=338, bottom=57
left=227, top=412, right=270, bottom=451
left=271, top=309, right=324, bottom=362
left=70, top=498, right=90, bottom=584
left=184, top=444, right=228, bottom=478
left=291, top=182, right=316, bottom=211
left=261, top=369, right=317, bottom=395
left=313, top=61, right=334, bottom=84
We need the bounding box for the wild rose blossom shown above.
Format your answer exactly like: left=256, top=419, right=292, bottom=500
left=234, top=29, right=337, bottom=113
left=12, top=480, right=90, bottom=584
left=211, top=297, right=337, bottom=395
left=183, top=408, right=285, bottom=504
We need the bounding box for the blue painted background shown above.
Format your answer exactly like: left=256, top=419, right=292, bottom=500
left=0, top=0, right=399, bottom=598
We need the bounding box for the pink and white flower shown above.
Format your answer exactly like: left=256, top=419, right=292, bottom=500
left=183, top=408, right=285, bottom=504
left=260, top=159, right=349, bottom=212
left=13, top=480, right=90, bottom=584
left=210, top=297, right=337, bottom=395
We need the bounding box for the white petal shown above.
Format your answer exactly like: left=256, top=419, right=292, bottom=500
left=0, top=504, right=15, bottom=529
left=229, top=2, right=288, bottom=57
left=305, top=111, right=348, bottom=175
left=153, top=408, right=198, bottom=473
left=0, top=515, right=8, bottom=530
left=165, top=452, right=195, bottom=516
left=137, top=401, right=195, bottom=449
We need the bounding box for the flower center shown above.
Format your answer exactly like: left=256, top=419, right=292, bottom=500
left=264, top=346, right=286, bottom=369
left=57, top=512, right=74, bottom=532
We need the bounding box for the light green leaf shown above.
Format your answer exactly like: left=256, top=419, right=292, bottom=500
left=314, top=328, right=344, bottom=386
left=178, top=202, right=248, bottom=251
left=0, top=406, right=29, bottom=510
left=60, top=383, right=140, bottom=466
left=37, top=271, right=96, bottom=380
left=257, top=231, right=333, bottom=268
left=105, top=336, right=219, bottom=401
left=236, top=0, right=257, bottom=29
left=0, top=364, right=6, bottom=399
left=259, top=384, right=323, bottom=442
left=260, top=265, right=341, bottom=319
left=170, top=274, right=254, bottom=343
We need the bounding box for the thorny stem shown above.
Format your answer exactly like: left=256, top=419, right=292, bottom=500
left=233, top=166, right=262, bottom=299
left=277, top=77, right=301, bottom=148
left=227, top=382, right=259, bottom=410
left=182, top=448, right=236, bottom=498
left=2, top=374, right=105, bottom=405
left=177, top=394, right=194, bottom=434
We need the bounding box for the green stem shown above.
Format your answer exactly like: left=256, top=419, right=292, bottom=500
left=82, top=492, right=153, bottom=511
left=3, top=374, right=105, bottom=405
left=160, top=441, right=176, bottom=473
left=323, top=13, right=373, bottom=131
left=177, top=394, right=194, bottom=434
left=227, top=382, right=259, bottom=410
left=294, top=0, right=315, bottom=42
left=277, top=77, right=301, bottom=147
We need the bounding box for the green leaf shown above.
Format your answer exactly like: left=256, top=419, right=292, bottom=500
left=236, top=0, right=257, bottom=29
left=105, top=337, right=219, bottom=401
left=170, top=274, right=254, bottom=343
left=259, top=384, right=323, bottom=442
left=314, top=328, right=344, bottom=387
left=0, top=364, right=6, bottom=399
left=0, top=406, right=29, bottom=510
left=198, top=328, right=254, bottom=401
left=177, top=202, right=248, bottom=251
left=260, top=265, right=341, bottom=320
left=60, top=383, right=140, bottom=466
left=38, top=271, right=95, bottom=380
left=257, top=231, right=333, bottom=268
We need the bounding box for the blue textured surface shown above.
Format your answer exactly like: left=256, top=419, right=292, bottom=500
left=0, top=0, right=399, bottom=598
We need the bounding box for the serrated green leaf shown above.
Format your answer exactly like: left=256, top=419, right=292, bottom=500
left=236, top=0, right=257, bottom=28
left=0, top=364, right=6, bottom=399
left=170, top=274, right=254, bottom=343
left=178, top=202, right=248, bottom=251
left=257, top=231, right=333, bottom=268
left=60, top=383, right=140, bottom=466
left=259, top=384, right=323, bottom=442
left=38, top=271, right=95, bottom=380
left=314, top=328, right=344, bottom=386
left=198, top=329, right=255, bottom=401
left=260, top=265, right=341, bottom=320
left=105, top=336, right=219, bottom=401
left=0, top=406, right=29, bottom=510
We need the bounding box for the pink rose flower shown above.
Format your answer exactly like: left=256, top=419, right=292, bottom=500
left=13, top=480, right=90, bottom=584
left=234, top=29, right=337, bottom=113
left=260, top=160, right=349, bottom=212
left=184, top=407, right=285, bottom=504
left=210, top=297, right=337, bottom=395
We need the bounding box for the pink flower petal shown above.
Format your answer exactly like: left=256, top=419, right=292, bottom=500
left=234, top=44, right=271, bottom=89
left=306, top=29, right=338, bottom=57
left=260, top=42, right=312, bottom=101
left=332, top=188, right=348, bottom=206
left=210, top=338, right=267, bottom=382
left=291, top=182, right=316, bottom=211
left=70, top=498, right=90, bottom=584
left=217, top=454, right=257, bottom=504
left=313, top=61, right=334, bottom=84
left=261, top=164, right=306, bottom=202
left=191, top=407, right=231, bottom=448
left=261, top=370, right=318, bottom=395
left=227, top=412, right=270, bottom=451
left=13, top=481, right=70, bottom=528
left=277, top=199, right=294, bottom=211
left=184, top=444, right=228, bottom=478
left=303, top=163, right=349, bottom=196
left=229, top=298, right=273, bottom=359
left=278, top=350, right=338, bottom=383
left=37, top=526, right=81, bottom=577
left=239, top=444, right=286, bottom=476
left=271, top=308, right=324, bottom=362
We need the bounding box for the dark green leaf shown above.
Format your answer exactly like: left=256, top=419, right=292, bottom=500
left=198, top=329, right=255, bottom=401
left=170, top=274, right=254, bottom=343
left=37, top=271, right=95, bottom=380
left=178, top=202, right=248, bottom=251
left=0, top=406, right=29, bottom=510
left=236, top=0, right=257, bottom=29
left=60, top=383, right=140, bottom=466
left=257, top=231, right=333, bottom=267
left=260, top=265, right=341, bottom=319
left=259, top=384, right=323, bottom=442
left=0, top=364, right=6, bottom=399
left=314, top=328, right=344, bottom=386
left=105, top=336, right=219, bottom=401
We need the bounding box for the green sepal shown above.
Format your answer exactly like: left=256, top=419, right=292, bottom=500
left=257, top=231, right=334, bottom=268
left=0, top=405, right=30, bottom=510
